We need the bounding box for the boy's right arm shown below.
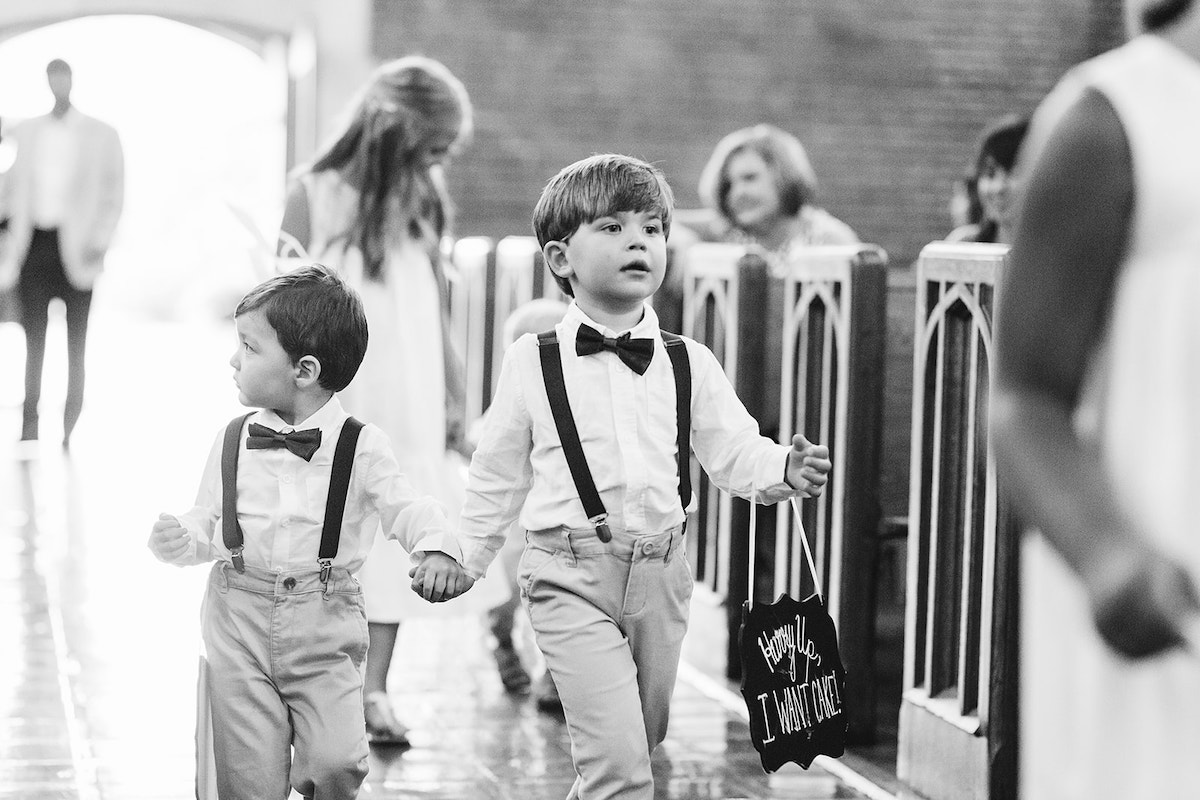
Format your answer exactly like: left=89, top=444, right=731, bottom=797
left=457, top=343, right=536, bottom=580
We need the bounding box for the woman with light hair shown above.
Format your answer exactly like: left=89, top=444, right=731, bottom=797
left=676, top=123, right=858, bottom=260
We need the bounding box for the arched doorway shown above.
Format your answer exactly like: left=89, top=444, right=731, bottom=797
left=0, top=14, right=288, bottom=318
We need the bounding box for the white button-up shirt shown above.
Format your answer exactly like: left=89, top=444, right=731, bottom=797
left=169, top=396, right=460, bottom=573
left=31, top=109, right=80, bottom=229
left=458, top=302, right=796, bottom=578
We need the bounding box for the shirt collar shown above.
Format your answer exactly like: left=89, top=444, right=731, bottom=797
left=566, top=301, right=661, bottom=340
left=46, top=107, right=81, bottom=127
left=257, top=394, right=345, bottom=432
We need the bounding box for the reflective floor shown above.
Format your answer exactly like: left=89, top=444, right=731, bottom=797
left=0, top=303, right=881, bottom=799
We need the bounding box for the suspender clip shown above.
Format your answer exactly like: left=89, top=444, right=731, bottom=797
left=590, top=514, right=612, bottom=543
left=230, top=547, right=245, bottom=574
left=319, top=558, right=333, bottom=584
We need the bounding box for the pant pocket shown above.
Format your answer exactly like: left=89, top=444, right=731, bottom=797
left=516, top=544, right=557, bottom=598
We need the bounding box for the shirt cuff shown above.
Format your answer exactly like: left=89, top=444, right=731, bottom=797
left=410, top=530, right=464, bottom=564
left=756, top=447, right=797, bottom=504
left=456, top=537, right=495, bottom=581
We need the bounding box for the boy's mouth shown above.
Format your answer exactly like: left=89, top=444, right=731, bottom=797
left=621, top=260, right=651, bottom=273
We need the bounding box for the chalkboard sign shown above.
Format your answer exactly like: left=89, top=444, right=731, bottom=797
left=738, top=592, right=847, bottom=772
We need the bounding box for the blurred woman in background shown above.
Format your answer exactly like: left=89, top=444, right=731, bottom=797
left=946, top=114, right=1029, bottom=245
left=277, top=55, right=474, bottom=747
left=674, top=123, right=859, bottom=263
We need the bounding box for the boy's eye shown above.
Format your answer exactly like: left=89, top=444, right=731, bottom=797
left=644, top=223, right=663, bottom=235
left=601, top=222, right=621, bottom=233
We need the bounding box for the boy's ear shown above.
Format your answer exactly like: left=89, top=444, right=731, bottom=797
left=543, top=240, right=573, bottom=282
left=294, top=355, right=322, bottom=388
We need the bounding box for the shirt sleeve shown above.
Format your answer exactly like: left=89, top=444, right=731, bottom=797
left=361, top=428, right=460, bottom=563
left=171, top=429, right=223, bottom=566
left=457, top=343, right=536, bottom=579
left=688, top=340, right=797, bottom=505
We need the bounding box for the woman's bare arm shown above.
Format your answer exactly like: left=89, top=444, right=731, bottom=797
left=993, top=87, right=1198, bottom=657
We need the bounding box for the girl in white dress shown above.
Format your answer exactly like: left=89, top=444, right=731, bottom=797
left=278, top=55, right=474, bottom=746
left=993, top=2, right=1200, bottom=797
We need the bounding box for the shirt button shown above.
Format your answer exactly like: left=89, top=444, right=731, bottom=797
left=281, top=474, right=293, bottom=484
left=283, top=577, right=297, bottom=590
left=642, top=542, right=657, bottom=555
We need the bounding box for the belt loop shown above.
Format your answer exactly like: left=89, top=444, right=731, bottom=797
left=561, top=528, right=577, bottom=568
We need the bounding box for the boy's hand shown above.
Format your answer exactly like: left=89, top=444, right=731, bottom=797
left=148, top=513, right=190, bottom=563
left=409, top=552, right=475, bottom=603
left=786, top=434, right=831, bottom=498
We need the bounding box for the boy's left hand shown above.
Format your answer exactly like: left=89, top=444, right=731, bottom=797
left=786, top=434, right=831, bottom=498
left=409, top=552, right=475, bottom=603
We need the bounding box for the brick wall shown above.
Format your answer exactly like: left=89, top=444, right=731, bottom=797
left=372, top=0, right=1124, bottom=515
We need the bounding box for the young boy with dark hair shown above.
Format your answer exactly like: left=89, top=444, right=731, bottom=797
left=419, top=154, right=832, bottom=799
left=149, top=264, right=467, bottom=800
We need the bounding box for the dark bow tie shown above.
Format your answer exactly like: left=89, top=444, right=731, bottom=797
left=575, top=324, right=654, bottom=375
left=246, top=423, right=322, bottom=461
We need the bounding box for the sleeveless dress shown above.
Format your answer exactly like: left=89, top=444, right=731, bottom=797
left=300, top=171, right=506, bottom=620
left=1020, top=35, right=1200, bottom=799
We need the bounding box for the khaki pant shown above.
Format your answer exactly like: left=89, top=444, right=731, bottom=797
left=200, top=562, right=370, bottom=800
left=520, top=524, right=692, bottom=800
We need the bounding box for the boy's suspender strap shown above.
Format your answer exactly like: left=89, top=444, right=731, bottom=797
left=537, top=329, right=694, bottom=540
left=661, top=332, right=693, bottom=510
left=219, top=413, right=364, bottom=582
left=221, top=413, right=254, bottom=573
left=538, top=330, right=612, bottom=542
left=319, top=416, right=364, bottom=582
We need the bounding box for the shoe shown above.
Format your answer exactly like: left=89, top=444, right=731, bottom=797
left=493, top=639, right=531, bottom=694
left=534, top=670, right=562, bottom=714
left=364, top=691, right=410, bottom=747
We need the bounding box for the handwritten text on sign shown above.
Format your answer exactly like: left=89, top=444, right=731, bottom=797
left=740, top=593, right=847, bottom=771
left=753, top=613, right=844, bottom=742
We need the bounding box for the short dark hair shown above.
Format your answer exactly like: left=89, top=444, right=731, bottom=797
left=1142, top=0, right=1194, bottom=30
left=973, top=115, right=1029, bottom=177
left=532, top=153, right=675, bottom=296
left=235, top=264, right=368, bottom=392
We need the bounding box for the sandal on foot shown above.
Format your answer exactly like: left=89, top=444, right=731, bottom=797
left=364, top=691, right=410, bottom=747
left=493, top=639, right=532, bottom=694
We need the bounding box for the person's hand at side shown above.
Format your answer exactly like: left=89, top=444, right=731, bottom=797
left=148, top=513, right=190, bottom=564
left=785, top=434, right=831, bottom=498
left=409, top=552, right=475, bottom=602
left=1082, top=533, right=1200, bottom=659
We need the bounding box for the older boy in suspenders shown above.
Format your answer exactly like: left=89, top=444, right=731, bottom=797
left=419, top=155, right=832, bottom=800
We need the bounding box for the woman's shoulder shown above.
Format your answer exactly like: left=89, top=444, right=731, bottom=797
left=299, top=170, right=361, bottom=231
left=673, top=208, right=734, bottom=242
left=798, top=205, right=860, bottom=245
left=301, top=169, right=356, bottom=199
